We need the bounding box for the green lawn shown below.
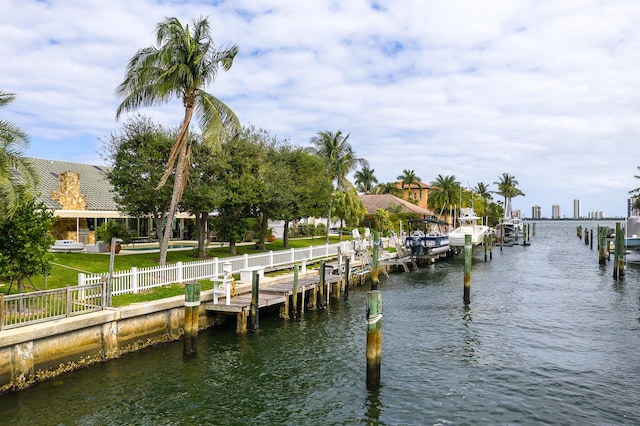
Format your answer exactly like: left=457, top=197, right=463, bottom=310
left=1, top=236, right=344, bottom=295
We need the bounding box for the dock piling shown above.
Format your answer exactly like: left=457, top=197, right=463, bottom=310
left=183, top=282, right=200, bottom=355
left=292, top=265, right=299, bottom=317
left=343, top=257, right=350, bottom=301
left=464, top=234, right=472, bottom=305
left=250, top=271, right=259, bottom=331
left=366, top=290, right=382, bottom=390
left=372, top=232, right=380, bottom=290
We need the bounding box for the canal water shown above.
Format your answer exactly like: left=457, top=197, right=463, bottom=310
left=2, top=220, right=639, bottom=425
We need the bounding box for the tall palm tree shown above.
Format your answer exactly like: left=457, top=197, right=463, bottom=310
left=473, top=182, right=492, bottom=203
left=493, top=173, right=525, bottom=218
left=0, top=91, right=37, bottom=220
left=308, top=130, right=368, bottom=242
left=354, top=166, right=378, bottom=194
left=428, top=174, right=463, bottom=222
left=397, top=169, right=422, bottom=200
left=115, top=17, right=241, bottom=265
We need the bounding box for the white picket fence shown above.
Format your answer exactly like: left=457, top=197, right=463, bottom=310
left=78, top=242, right=352, bottom=296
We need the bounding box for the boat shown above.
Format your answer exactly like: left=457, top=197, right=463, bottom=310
left=494, top=216, right=525, bottom=240
left=625, top=216, right=640, bottom=250
left=404, top=218, right=450, bottom=258
left=449, top=208, right=491, bottom=247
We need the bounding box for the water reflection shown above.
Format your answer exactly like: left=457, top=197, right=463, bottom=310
left=461, top=305, right=479, bottom=361
left=365, top=388, right=383, bottom=425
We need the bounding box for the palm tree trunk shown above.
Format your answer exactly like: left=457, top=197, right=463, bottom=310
left=158, top=106, right=194, bottom=266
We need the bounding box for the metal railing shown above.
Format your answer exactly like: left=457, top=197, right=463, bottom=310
left=0, top=283, right=105, bottom=330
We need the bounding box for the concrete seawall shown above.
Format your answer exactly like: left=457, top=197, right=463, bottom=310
left=0, top=271, right=321, bottom=394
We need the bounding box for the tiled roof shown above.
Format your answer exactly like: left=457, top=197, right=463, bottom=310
left=359, top=194, right=433, bottom=215
left=26, top=157, right=118, bottom=211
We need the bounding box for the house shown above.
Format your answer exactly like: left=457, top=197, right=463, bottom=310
left=25, top=157, right=193, bottom=244
left=395, top=181, right=431, bottom=212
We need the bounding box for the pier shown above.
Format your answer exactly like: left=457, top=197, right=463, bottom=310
left=205, top=268, right=347, bottom=333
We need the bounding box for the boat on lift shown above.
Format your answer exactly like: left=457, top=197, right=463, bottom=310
left=404, top=217, right=450, bottom=258
left=449, top=208, right=491, bottom=247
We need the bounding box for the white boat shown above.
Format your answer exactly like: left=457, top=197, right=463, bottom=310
left=494, top=216, right=525, bottom=240
left=626, top=216, right=640, bottom=250
left=449, top=208, right=491, bottom=247
left=404, top=218, right=450, bottom=258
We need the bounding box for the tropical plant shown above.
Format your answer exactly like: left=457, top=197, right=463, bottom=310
left=473, top=182, right=492, bottom=204
left=427, top=174, right=464, bottom=220
left=115, top=16, right=240, bottom=266
left=96, top=220, right=132, bottom=245
left=0, top=91, right=38, bottom=220
left=307, top=130, right=368, bottom=242
left=397, top=169, right=422, bottom=190
left=375, top=182, right=403, bottom=197
left=354, top=166, right=378, bottom=194
left=493, top=173, right=525, bottom=217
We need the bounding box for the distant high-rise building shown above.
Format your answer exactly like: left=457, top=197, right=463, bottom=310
left=573, top=199, right=581, bottom=219
left=532, top=205, right=541, bottom=219
left=552, top=204, right=561, bottom=219
left=511, top=209, right=522, bottom=219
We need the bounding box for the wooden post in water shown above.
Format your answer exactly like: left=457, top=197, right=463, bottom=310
left=614, top=222, right=625, bottom=279
left=577, top=225, right=582, bottom=239
left=483, top=234, right=488, bottom=261
left=250, top=270, right=260, bottom=331
left=613, top=223, right=621, bottom=279
left=344, top=257, right=350, bottom=300
left=184, top=282, right=200, bottom=355
left=533, top=222, right=536, bottom=237
left=366, top=290, right=382, bottom=390
left=319, top=260, right=325, bottom=307
left=499, top=224, right=504, bottom=251
left=464, top=234, right=472, bottom=304
left=292, top=265, right=299, bottom=317
left=584, top=228, right=589, bottom=245
left=371, top=231, right=380, bottom=290
left=598, top=227, right=606, bottom=266
left=590, top=229, right=593, bottom=250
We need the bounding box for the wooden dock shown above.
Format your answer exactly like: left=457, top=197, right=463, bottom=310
left=205, top=273, right=343, bottom=333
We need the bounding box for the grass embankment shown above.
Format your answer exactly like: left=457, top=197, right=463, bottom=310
left=1, top=237, right=344, bottom=306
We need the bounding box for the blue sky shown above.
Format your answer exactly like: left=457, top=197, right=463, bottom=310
left=2, top=0, right=639, bottom=217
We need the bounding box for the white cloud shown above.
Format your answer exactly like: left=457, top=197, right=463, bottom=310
left=1, top=0, right=639, bottom=216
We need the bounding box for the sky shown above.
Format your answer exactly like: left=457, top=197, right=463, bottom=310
left=1, top=0, right=639, bottom=218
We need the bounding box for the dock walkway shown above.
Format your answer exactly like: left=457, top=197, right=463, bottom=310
left=204, top=272, right=343, bottom=333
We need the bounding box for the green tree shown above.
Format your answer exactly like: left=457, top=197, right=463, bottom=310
left=397, top=169, right=422, bottom=192
left=473, top=182, right=492, bottom=204
left=308, top=130, right=368, bottom=242
left=331, top=187, right=366, bottom=238
left=428, top=174, right=464, bottom=220
left=0, top=91, right=38, bottom=220
left=373, top=208, right=392, bottom=235
left=354, top=166, right=378, bottom=194
left=209, top=133, right=265, bottom=255
left=493, top=173, right=525, bottom=217
left=103, top=115, right=174, bottom=244
left=0, top=195, right=54, bottom=293
left=115, top=16, right=240, bottom=266
left=375, top=182, right=403, bottom=197
left=268, top=144, right=332, bottom=248
left=180, top=140, right=219, bottom=258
